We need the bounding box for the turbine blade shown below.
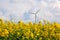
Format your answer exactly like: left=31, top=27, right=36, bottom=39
left=30, top=12, right=35, bottom=14
left=35, top=9, right=40, bottom=14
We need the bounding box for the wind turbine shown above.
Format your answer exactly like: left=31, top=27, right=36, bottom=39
left=30, top=9, right=40, bottom=23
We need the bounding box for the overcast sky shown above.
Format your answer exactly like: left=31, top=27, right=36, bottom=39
left=0, top=0, right=60, bottom=22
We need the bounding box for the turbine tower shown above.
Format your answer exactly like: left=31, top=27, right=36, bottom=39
left=30, top=9, right=40, bottom=23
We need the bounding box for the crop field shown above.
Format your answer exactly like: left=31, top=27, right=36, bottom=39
left=0, top=19, right=60, bottom=40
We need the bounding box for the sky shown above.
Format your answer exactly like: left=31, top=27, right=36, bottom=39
left=0, top=0, right=60, bottom=23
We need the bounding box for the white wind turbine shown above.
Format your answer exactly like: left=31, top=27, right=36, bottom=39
left=30, top=9, right=40, bottom=23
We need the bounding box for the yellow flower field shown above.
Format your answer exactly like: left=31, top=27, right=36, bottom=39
left=0, top=19, right=60, bottom=40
